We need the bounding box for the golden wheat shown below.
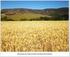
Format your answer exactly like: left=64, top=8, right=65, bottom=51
left=1, top=21, right=69, bottom=52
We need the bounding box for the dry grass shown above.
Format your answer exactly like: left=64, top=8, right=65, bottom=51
left=1, top=21, right=69, bottom=52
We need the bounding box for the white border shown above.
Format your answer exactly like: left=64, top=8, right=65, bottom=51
left=0, top=52, right=69, bottom=56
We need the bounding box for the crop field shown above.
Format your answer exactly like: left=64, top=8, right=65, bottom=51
left=0, top=21, right=69, bottom=52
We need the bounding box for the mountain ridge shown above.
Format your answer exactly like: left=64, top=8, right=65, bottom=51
left=1, top=7, right=69, bottom=21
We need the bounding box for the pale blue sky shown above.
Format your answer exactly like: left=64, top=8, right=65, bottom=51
left=2, top=0, right=69, bottom=1
left=1, top=1, right=69, bottom=9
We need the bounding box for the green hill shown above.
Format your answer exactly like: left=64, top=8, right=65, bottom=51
left=1, top=7, right=69, bottom=21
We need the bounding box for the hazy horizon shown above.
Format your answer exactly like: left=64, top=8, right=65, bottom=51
left=1, top=1, right=69, bottom=9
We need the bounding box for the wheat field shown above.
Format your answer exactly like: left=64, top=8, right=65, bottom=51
left=0, top=21, right=69, bottom=52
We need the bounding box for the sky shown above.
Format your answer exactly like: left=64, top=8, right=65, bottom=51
left=1, top=1, right=69, bottom=9
left=1, top=0, right=69, bottom=1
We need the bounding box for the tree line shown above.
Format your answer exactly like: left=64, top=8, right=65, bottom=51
left=1, top=14, right=68, bottom=21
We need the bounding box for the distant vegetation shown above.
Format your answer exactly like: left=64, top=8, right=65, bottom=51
left=1, top=7, right=69, bottom=21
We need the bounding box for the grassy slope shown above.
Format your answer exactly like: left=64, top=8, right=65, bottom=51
left=7, top=12, right=46, bottom=21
